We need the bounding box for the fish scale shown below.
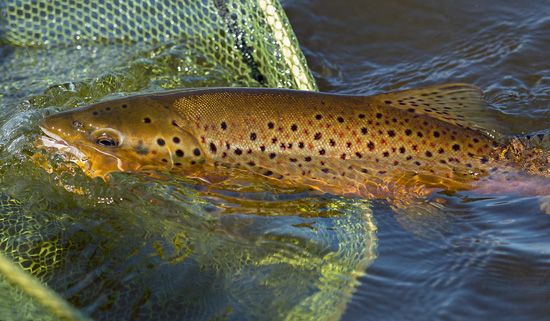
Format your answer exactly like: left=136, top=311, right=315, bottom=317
left=39, top=84, right=520, bottom=198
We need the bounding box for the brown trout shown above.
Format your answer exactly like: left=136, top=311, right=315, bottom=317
left=38, top=84, right=548, bottom=199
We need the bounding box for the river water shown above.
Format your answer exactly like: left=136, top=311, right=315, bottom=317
left=0, top=0, right=549, bottom=320
left=283, top=0, right=550, bottom=319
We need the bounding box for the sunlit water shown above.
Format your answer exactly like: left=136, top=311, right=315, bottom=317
left=0, top=0, right=549, bottom=320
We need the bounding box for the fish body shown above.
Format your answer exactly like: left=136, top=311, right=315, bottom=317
left=39, top=84, right=517, bottom=198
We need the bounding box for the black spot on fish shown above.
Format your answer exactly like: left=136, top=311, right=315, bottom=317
left=452, top=144, right=460, bottom=151
left=438, top=148, right=444, bottom=154
left=315, top=114, right=322, bottom=120
left=269, top=153, right=276, bottom=159
left=387, top=130, right=396, bottom=137
left=399, top=147, right=405, bottom=153
left=376, top=113, right=382, bottom=119
left=157, top=139, right=165, bottom=146
left=305, top=156, right=312, bottom=162
left=314, top=132, right=322, bottom=140
left=221, top=122, right=227, bottom=130
left=260, top=145, right=266, bottom=152
left=417, top=132, right=423, bottom=138
left=144, top=117, right=151, bottom=123
left=383, top=151, right=389, bottom=157
left=338, top=117, right=344, bottom=123
left=193, top=148, right=201, bottom=156
left=210, top=143, right=217, bottom=153
left=247, top=161, right=256, bottom=166
left=162, top=159, right=168, bottom=162
left=406, top=156, right=412, bottom=160
left=322, top=168, right=329, bottom=173
left=355, top=152, right=362, bottom=158
left=298, top=142, right=305, bottom=149
left=272, top=137, right=277, bottom=144
left=361, top=127, right=368, bottom=135
left=425, top=151, right=432, bottom=157
left=359, top=114, right=365, bottom=118
left=319, top=149, right=326, bottom=155
left=268, top=122, right=274, bottom=129
left=330, top=139, right=336, bottom=146
left=250, top=133, right=257, bottom=141
left=121, top=104, right=127, bottom=108
left=93, top=111, right=98, bottom=116
left=173, top=137, right=180, bottom=144
left=291, top=124, right=298, bottom=131
left=235, top=148, right=242, bottom=155
left=433, top=131, right=440, bottom=137
left=367, top=141, right=375, bottom=151
left=176, top=149, right=184, bottom=157
left=289, top=158, right=297, bottom=162
left=264, top=171, right=273, bottom=176
left=340, top=153, right=346, bottom=160
left=172, top=120, right=179, bottom=127
left=106, top=107, right=111, bottom=111
left=473, top=138, right=479, bottom=143
left=405, top=129, right=412, bottom=136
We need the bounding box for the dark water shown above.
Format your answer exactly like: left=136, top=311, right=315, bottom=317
left=283, top=0, right=550, bottom=319
left=0, top=0, right=549, bottom=320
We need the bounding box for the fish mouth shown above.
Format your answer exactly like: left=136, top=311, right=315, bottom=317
left=37, top=125, right=88, bottom=163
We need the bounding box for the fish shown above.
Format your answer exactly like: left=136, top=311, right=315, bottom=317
left=38, top=84, right=550, bottom=200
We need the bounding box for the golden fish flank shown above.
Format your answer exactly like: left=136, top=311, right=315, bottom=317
left=39, top=84, right=504, bottom=196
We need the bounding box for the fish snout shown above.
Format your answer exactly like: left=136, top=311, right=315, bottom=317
left=39, top=112, right=76, bottom=142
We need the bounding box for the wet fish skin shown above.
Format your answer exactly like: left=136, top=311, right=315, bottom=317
left=39, top=84, right=503, bottom=197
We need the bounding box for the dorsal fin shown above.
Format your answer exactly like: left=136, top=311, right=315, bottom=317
left=370, top=83, right=512, bottom=141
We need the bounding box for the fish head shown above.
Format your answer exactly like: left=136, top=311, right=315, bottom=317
left=39, top=95, right=205, bottom=177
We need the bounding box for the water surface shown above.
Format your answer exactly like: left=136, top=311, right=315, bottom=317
left=0, top=0, right=549, bottom=320
left=283, top=0, right=550, bottom=319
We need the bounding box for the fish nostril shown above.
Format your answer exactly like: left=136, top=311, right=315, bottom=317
left=73, top=120, right=83, bottom=128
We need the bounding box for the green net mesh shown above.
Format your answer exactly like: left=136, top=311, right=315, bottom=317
left=1, top=0, right=317, bottom=91
left=0, top=1, right=378, bottom=321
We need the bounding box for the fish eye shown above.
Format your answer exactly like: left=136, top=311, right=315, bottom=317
left=96, top=135, right=117, bottom=147
left=91, top=128, right=121, bottom=148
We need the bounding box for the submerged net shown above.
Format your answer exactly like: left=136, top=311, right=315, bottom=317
left=0, top=1, right=378, bottom=321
